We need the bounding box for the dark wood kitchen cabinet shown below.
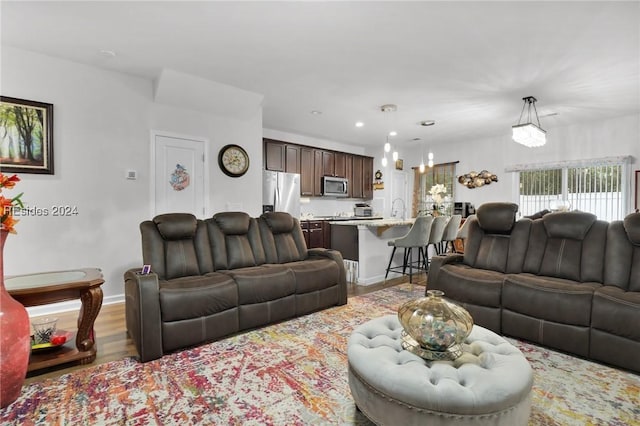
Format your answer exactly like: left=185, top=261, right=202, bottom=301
left=302, top=220, right=325, bottom=249
left=322, top=151, right=335, bottom=176
left=351, top=155, right=364, bottom=198
left=334, top=152, right=347, bottom=178
left=263, top=138, right=372, bottom=199
left=314, top=149, right=323, bottom=196
left=285, top=145, right=300, bottom=173
left=363, top=156, right=374, bottom=199
left=264, top=139, right=285, bottom=171
left=300, top=147, right=315, bottom=196
left=264, top=139, right=300, bottom=173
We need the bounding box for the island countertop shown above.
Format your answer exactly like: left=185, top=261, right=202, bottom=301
left=328, top=218, right=414, bottom=227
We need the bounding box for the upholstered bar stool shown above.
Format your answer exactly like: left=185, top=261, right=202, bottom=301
left=384, top=216, right=433, bottom=284
left=441, top=214, right=462, bottom=253
left=426, top=215, right=448, bottom=264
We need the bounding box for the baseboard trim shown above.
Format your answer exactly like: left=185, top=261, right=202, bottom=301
left=25, top=294, right=125, bottom=317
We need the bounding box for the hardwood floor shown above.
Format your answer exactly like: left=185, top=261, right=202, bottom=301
left=24, top=274, right=425, bottom=385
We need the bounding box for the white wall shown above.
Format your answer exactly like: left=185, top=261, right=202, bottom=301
left=401, top=114, right=639, bottom=216
left=1, top=47, right=264, bottom=313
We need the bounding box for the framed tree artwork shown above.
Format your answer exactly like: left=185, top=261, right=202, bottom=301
left=0, top=96, right=54, bottom=174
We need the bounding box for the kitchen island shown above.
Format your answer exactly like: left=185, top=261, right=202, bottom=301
left=330, top=218, right=414, bottom=285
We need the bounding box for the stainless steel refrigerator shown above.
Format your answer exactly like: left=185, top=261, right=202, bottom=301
left=262, top=171, right=301, bottom=218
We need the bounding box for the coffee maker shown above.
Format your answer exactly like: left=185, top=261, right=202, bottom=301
left=454, top=202, right=475, bottom=218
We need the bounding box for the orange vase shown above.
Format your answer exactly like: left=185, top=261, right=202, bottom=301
left=0, top=230, right=30, bottom=408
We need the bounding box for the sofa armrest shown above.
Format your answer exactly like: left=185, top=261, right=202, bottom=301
left=308, top=248, right=348, bottom=305
left=124, top=269, right=164, bottom=362
left=427, top=254, right=464, bottom=291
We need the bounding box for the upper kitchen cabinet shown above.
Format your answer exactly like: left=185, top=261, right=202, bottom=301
left=334, top=152, right=347, bottom=178
left=300, top=147, right=315, bottom=196
left=351, top=155, right=364, bottom=198
left=264, top=139, right=285, bottom=171
left=264, top=139, right=300, bottom=173
left=321, top=151, right=347, bottom=178
left=314, top=149, right=323, bottom=196
left=285, top=145, right=300, bottom=174
left=363, top=156, right=374, bottom=199
left=263, top=138, right=371, bottom=199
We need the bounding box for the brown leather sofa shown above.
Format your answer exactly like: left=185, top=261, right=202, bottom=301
left=125, top=211, right=347, bottom=362
left=428, top=202, right=640, bottom=374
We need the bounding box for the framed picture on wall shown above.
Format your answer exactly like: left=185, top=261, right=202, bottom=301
left=0, top=96, right=54, bottom=174
left=635, top=170, right=640, bottom=211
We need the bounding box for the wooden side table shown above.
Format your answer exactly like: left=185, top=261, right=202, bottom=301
left=5, top=268, right=104, bottom=372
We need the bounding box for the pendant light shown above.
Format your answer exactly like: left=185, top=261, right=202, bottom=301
left=512, top=96, right=546, bottom=147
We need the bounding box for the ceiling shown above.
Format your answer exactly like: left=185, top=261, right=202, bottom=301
left=2, top=1, right=639, bottom=150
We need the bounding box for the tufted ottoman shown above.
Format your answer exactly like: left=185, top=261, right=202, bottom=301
left=347, top=315, right=533, bottom=426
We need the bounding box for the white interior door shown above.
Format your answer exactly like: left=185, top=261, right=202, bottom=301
left=152, top=132, right=207, bottom=218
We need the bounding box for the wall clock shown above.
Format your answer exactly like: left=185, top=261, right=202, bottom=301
left=218, top=144, right=249, bottom=177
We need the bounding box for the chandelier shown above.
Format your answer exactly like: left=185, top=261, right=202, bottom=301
left=512, top=96, right=546, bottom=148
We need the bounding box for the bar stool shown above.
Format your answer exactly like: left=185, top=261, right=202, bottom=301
left=384, top=216, right=433, bottom=284
left=426, top=215, right=448, bottom=265
left=441, top=214, right=462, bottom=254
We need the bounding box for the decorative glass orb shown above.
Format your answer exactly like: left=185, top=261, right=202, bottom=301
left=398, top=290, right=473, bottom=360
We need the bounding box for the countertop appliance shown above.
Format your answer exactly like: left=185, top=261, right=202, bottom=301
left=354, top=203, right=373, bottom=217
left=454, top=202, right=475, bottom=218
left=322, top=176, right=348, bottom=197
left=263, top=171, right=301, bottom=218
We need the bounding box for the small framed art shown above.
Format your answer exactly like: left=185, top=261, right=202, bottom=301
left=0, top=96, right=54, bottom=174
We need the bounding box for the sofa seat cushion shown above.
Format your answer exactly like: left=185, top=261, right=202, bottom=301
left=222, top=265, right=295, bottom=304
left=429, top=264, right=505, bottom=307
left=591, top=286, right=640, bottom=342
left=159, top=273, right=237, bottom=322
left=277, top=259, right=340, bottom=294
left=503, top=274, right=600, bottom=326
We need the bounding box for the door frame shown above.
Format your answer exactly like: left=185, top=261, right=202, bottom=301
left=150, top=130, right=210, bottom=218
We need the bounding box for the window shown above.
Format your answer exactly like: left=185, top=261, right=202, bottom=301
left=412, top=162, right=457, bottom=217
left=510, top=156, right=631, bottom=221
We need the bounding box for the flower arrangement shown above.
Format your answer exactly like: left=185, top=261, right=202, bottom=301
left=0, top=173, right=24, bottom=234
left=429, top=183, right=447, bottom=206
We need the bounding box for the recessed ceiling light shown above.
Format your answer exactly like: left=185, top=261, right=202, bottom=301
left=420, top=120, right=436, bottom=127
left=311, top=110, right=322, bottom=115
left=389, top=131, right=397, bottom=136
left=355, top=121, right=364, bottom=127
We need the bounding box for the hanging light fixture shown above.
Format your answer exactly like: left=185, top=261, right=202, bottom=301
left=380, top=104, right=398, bottom=167
left=512, top=96, right=546, bottom=147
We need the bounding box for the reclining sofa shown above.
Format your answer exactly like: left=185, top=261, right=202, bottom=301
left=125, top=211, right=347, bottom=362
left=428, top=202, right=640, bottom=374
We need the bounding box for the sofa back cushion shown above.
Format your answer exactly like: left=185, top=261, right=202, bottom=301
left=464, top=202, right=529, bottom=273
left=604, top=213, right=640, bottom=291
left=140, top=213, right=214, bottom=280
left=258, top=212, right=308, bottom=263
left=523, top=211, right=607, bottom=283
left=206, top=212, right=266, bottom=270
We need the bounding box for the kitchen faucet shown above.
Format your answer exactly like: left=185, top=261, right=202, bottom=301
left=391, top=198, right=406, bottom=220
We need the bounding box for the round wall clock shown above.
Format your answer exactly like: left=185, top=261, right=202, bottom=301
left=218, top=144, right=250, bottom=177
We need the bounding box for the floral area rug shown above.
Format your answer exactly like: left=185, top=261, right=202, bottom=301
left=2, top=284, right=639, bottom=425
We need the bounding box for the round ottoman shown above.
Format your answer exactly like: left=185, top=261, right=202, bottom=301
left=347, top=315, right=533, bottom=426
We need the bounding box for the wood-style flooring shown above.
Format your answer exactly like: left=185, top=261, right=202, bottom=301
left=25, top=274, right=425, bottom=385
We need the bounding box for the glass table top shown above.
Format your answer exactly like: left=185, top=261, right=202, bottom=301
left=5, top=269, right=101, bottom=291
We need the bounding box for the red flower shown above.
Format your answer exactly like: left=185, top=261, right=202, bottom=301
left=0, top=173, right=24, bottom=233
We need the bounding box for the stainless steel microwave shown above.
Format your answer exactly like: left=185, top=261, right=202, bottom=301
left=322, top=176, right=349, bottom=197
